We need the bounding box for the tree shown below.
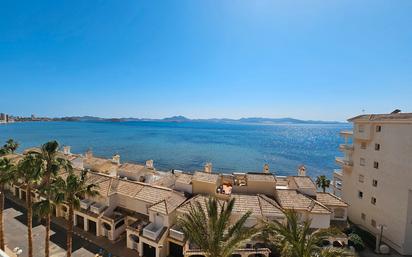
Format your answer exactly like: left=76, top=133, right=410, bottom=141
left=3, top=139, right=19, bottom=154
left=265, top=210, right=349, bottom=257
left=55, top=170, right=98, bottom=257
left=316, top=175, right=331, bottom=193
left=30, top=141, right=71, bottom=257
left=178, top=197, right=257, bottom=257
left=16, top=154, right=43, bottom=257
left=0, top=157, right=16, bottom=250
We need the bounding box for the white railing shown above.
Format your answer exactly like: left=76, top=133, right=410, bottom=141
left=339, top=144, right=354, bottom=151
left=169, top=227, right=184, bottom=241
left=143, top=223, right=163, bottom=241
left=335, top=157, right=353, bottom=167
left=90, top=203, right=106, bottom=214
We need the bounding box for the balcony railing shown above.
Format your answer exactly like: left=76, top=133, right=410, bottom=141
left=143, top=223, right=164, bottom=241
left=339, top=144, right=354, bottom=151
left=333, top=169, right=343, bottom=179
left=340, top=130, right=353, bottom=137
left=169, top=225, right=185, bottom=241
left=335, top=157, right=353, bottom=167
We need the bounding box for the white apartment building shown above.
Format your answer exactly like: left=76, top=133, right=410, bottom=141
left=335, top=112, right=412, bottom=255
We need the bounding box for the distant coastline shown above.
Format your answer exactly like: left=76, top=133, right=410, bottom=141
left=50, top=115, right=346, bottom=125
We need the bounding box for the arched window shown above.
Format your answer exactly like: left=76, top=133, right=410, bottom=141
left=129, top=234, right=139, bottom=243
left=103, top=222, right=111, bottom=230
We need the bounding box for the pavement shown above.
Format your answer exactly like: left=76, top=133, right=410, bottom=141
left=3, top=196, right=137, bottom=257
left=359, top=246, right=411, bottom=257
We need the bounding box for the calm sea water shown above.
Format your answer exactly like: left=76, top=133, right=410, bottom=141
left=0, top=121, right=350, bottom=178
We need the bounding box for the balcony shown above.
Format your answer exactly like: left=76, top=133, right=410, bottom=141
left=340, top=130, right=353, bottom=137
left=143, top=222, right=165, bottom=241
left=169, top=225, right=185, bottom=241
left=90, top=202, right=107, bottom=215
left=80, top=199, right=94, bottom=210
left=335, top=157, right=353, bottom=167
left=339, top=144, right=354, bottom=152
left=333, top=169, right=343, bottom=179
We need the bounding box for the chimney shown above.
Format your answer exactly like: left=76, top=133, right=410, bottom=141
left=204, top=162, right=212, bottom=173
left=145, top=160, right=154, bottom=169
left=298, top=165, right=306, bottom=176
left=112, top=154, right=120, bottom=165
left=263, top=164, right=270, bottom=173
left=63, top=146, right=71, bottom=155
left=85, top=149, right=93, bottom=159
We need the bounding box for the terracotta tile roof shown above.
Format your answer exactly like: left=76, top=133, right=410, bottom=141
left=246, top=173, right=276, bottom=182
left=178, top=194, right=284, bottom=219
left=348, top=113, right=412, bottom=122
left=134, top=185, right=173, bottom=204
left=258, top=195, right=284, bottom=217
left=192, top=172, right=219, bottom=184
left=290, top=176, right=317, bottom=189
left=119, top=163, right=147, bottom=172
left=149, top=192, right=187, bottom=215
left=175, top=173, right=193, bottom=185
left=276, top=189, right=331, bottom=214
left=110, top=179, right=144, bottom=197
left=316, top=192, right=348, bottom=207
left=84, top=157, right=118, bottom=174
left=86, top=172, right=113, bottom=196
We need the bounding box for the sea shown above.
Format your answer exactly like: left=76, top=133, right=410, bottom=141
left=0, top=121, right=351, bottom=178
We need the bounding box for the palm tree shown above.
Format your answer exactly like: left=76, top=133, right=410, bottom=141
left=0, top=157, right=16, bottom=250
left=316, top=175, right=331, bottom=193
left=178, top=197, right=257, bottom=257
left=54, top=170, right=98, bottom=257
left=265, top=210, right=348, bottom=257
left=3, top=139, right=19, bottom=154
left=16, top=154, right=43, bottom=257
left=30, top=141, right=71, bottom=257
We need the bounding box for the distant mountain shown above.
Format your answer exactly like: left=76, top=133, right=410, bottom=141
left=53, top=115, right=345, bottom=124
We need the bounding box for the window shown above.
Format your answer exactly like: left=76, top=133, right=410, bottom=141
left=358, top=125, right=365, bottom=133
left=358, top=191, right=363, bottom=199
left=376, top=125, right=382, bottom=132
left=361, top=142, right=367, bottom=149
left=374, top=161, right=379, bottom=169
left=358, top=175, right=364, bottom=183
left=361, top=213, right=366, bottom=221
left=360, top=158, right=365, bottom=166
left=372, top=179, right=378, bottom=187
left=371, top=219, right=377, bottom=227
left=371, top=197, right=377, bottom=205
left=375, top=143, right=380, bottom=151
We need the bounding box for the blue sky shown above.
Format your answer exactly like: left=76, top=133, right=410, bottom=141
left=1, top=0, right=411, bottom=121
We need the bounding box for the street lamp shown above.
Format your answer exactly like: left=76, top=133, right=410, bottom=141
left=375, top=224, right=387, bottom=253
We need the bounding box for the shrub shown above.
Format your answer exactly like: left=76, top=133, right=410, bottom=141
left=349, top=233, right=365, bottom=251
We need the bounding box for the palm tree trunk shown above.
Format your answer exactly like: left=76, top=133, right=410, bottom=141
left=45, top=213, right=51, bottom=257
left=27, top=185, right=33, bottom=257
left=66, top=206, right=73, bottom=257
left=0, top=189, right=5, bottom=251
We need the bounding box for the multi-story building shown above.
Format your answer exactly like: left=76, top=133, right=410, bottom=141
left=5, top=146, right=348, bottom=257
left=335, top=112, right=412, bottom=255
